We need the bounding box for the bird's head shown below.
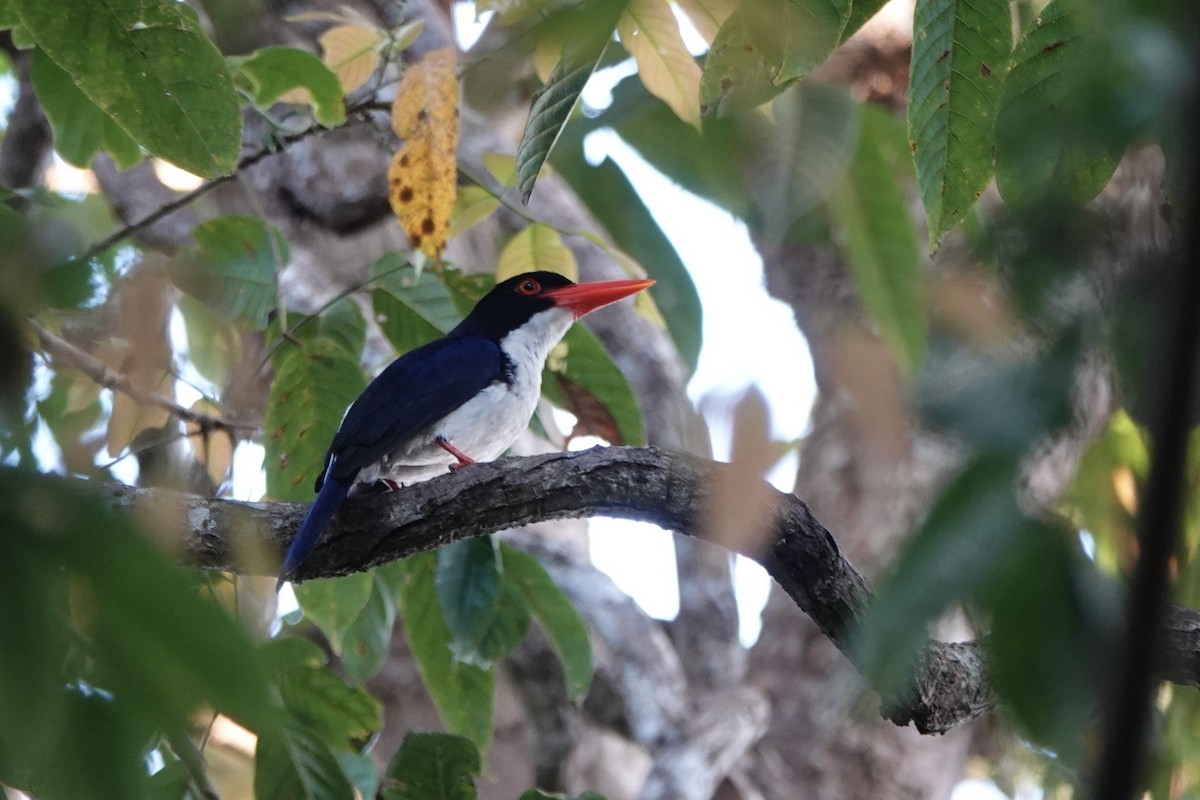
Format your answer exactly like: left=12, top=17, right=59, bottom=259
left=457, top=271, right=654, bottom=344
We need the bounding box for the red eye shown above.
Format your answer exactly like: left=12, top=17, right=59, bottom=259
left=517, top=279, right=541, bottom=295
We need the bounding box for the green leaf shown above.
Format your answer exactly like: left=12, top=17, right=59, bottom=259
left=238, top=46, right=347, bottom=128
left=266, top=335, right=367, bottom=501
left=921, top=334, right=1077, bottom=454
left=0, top=0, right=17, bottom=28
left=340, top=563, right=404, bottom=685
left=19, top=689, right=154, bottom=799
left=0, top=469, right=276, bottom=796
left=371, top=257, right=462, bottom=354
left=321, top=296, right=367, bottom=359
left=501, top=545, right=593, bottom=703
left=495, top=223, right=578, bottom=281
left=255, top=720, right=356, bottom=800
left=177, top=294, right=243, bottom=387
left=826, top=103, right=926, bottom=375
left=294, top=572, right=375, bottom=653
left=436, top=537, right=504, bottom=664
left=980, top=523, right=1117, bottom=765
left=994, top=0, right=1119, bottom=211
left=442, top=270, right=494, bottom=316
left=383, top=732, right=481, bottom=800
left=701, top=0, right=852, bottom=115
left=145, top=759, right=197, bottom=800
left=841, top=0, right=893, bottom=44
left=337, top=751, right=381, bottom=800
left=908, top=0, right=1010, bottom=248
left=544, top=308, right=645, bottom=446
left=172, top=216, right=284, bottom=330
left=261, top=637, right=383, bottom=750
left=757, top=82, right=860, bottom=243
left=10, top=0, right=242, bottom=176
left=567, top=75, right=750, bottom=216
left=549, top=120, right=704, bottom=372
left=517, top=59, right=602, bottom=205
left=516, top=0, right=627, bottom=202
left=1059, top=410, right=1147, bottom=574
left=476, top=572, right=533, bottom=662
left=853, top=454, right=1024, bottom=695
left=450, top=186, right=502, bottom=238
left=398, top=553, right=496, bottom=753
left=30, top=47, right=142, bottom=169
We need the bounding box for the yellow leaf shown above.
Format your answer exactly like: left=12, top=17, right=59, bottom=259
left=532, top=34, right=562, bottom=83
left=495, top=224, right=578, bottom=282
left=185, top=400, right=235, bottom=487
left=391, top=18, right=426, bottom=53
left=450, top=185, right=501, bottom=238
left=389, top=48, right=459, bottom=259
left=672, top=0, right=737, bottom=43
left=595, top=242, right=667, bottom=328
left=65, top=370, right=100, bottom=413
left=618, top=0, right=703, bottom=128
left=482, top=151, right=517, bottom=188
left=320, top=24, right=385, bottom=93
left=635, top=291, right=668, bottom=328
left=106, top=370, right=172, bottom=456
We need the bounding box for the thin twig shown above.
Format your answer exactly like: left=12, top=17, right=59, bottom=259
left=74, top=99, right=388, bottom=266
left=29, top=318, right=260, bottom=437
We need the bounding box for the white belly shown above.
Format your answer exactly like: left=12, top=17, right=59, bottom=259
left=369, top=370, right=542, bottom=486
left=357, top=305, right=571, bottom=487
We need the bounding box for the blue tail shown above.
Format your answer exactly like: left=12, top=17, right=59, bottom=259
left=277, top=476, right=353, bottom=591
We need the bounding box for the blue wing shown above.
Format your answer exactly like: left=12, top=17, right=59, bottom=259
left=279, top=335, right=503, bottom=589
left=318, top=334, right=505, bottom=488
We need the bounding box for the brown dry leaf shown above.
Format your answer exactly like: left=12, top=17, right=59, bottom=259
left=829, top=325, right=908, bottom=463
left=64, top=369, right=100, bottom=413
left=320, top=24, right=384, bottom=93
left=202, top=716, right=258, bottom=800
left=185, top=400, right=235, bottom=486
left=388, top=47, right=459, bottom=259
left=703, top=388, right=784, bottom=553
left=927, top=268, right=1016, bottom=350
left=101, top=265, right=176, bottom=456
left=556, top=374, right=622, bottom=445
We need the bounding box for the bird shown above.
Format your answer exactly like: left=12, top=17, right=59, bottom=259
left=277, top=270, right=654, bottom=589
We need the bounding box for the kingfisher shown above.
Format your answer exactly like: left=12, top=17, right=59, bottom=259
left=277, top=271, right=654, bottom=588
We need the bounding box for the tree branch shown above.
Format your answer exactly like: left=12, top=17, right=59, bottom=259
left=96, top=445, right=1200, bottom=734
left=30, top=318, right=260, bottom=437
left=74, top=100, right=386, bottom=266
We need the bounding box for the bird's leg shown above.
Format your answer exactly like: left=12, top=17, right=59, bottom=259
left=435, top=436, right=476, bottom=470
left=348, top=479, right=402, bottom=498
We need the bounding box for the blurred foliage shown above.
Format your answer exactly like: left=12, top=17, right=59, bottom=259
left=1, top=0, right=1198, bottom=796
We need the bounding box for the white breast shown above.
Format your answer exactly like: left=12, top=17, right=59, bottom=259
left=369, top=306, right=576, bottom=486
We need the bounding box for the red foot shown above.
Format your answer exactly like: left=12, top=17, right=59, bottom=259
left=436, top=436, right=476, bottom=470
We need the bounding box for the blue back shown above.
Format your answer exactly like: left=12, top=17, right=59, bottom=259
left=317, top=334, right=504, bottom=488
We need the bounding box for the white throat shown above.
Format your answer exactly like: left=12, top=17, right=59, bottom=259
left=498, top=306, right=576, bottom=375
